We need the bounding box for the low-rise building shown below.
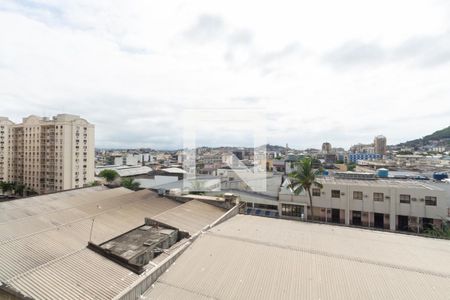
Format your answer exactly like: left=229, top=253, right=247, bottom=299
left=349, top=152, right=381, bottom=163
left=279, top=176, right=449, bottom=232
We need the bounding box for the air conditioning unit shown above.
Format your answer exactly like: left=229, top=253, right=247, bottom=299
left=412, top=198, right=417, bottom=201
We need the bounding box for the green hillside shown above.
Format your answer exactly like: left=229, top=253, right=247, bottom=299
left=400, top=125, right=450, bottom=147
left=423, top=126, right=450, bottom=141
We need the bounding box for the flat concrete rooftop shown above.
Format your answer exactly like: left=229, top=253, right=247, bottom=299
left=318, top=176, right=445, bottom=190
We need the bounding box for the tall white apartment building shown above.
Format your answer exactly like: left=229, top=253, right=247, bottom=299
left=0, top=114, right=95, bottom=194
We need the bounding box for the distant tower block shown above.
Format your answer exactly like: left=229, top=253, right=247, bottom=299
left=322, top=142, right=332, bottom=154
left=374, top=135, right=387, bottom=155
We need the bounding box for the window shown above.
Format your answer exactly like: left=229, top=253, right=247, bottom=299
left=281, top=204, right=304, bottom=217
left=373, top=192, right=384, bottom=202
left=425, top=196, right=437, bottom=206
left=312, top=188, right=321, bottom=196
left=353, top=191, right=363, bottom=200
left=331, top=190, right=340, bottom=198
left=254, top=203, right=278, bottom=210
left=400, top=194, right=411, bottom=204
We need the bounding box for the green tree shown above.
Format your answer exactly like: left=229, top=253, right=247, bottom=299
left=25, top=187, right=38, bottom=197
left=12, top=182, right=26, bottom=196
left=424, top=220, right=450, bottom=239
left=98, top=169, right=119, bottom=183
left=0, top=181, right=6, bottom=194
left=121, top=178, right=140, bottom=191
left=346, top=163, right=356, bottom=171
left=6, top=182, right=14, bottom=195
left=288, top=157, right=323, bottom=220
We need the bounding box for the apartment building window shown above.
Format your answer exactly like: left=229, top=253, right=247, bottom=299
left=312, top=188, right=321, bottom=196
left=400, top=194, right=411, bottom=204
left=331, top=190, right=340, bottom=198
left=353, top=191, right=363, bottom=200
left=425, top=196, right=437, bottom=206
left=373, top=192, right=384, bottom=202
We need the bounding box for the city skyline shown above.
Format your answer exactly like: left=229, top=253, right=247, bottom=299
left=1, top=1, right=450, bottom=149
left=4, top=113, right=449, bottom=151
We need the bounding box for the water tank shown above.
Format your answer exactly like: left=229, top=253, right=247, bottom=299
left=433, top=172, right=448, bottom=181
left=377, top=168, right=389, bottom=178
left=323, top=170, right=329, bottom=176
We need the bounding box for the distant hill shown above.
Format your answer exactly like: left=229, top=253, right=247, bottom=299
left=262, top=144, right=287, bottom=152
left=399, top=125, right=450, bottom=147
left=422, top=126, right=450, bottom=141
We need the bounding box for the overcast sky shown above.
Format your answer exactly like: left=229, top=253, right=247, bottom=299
left=1, top=0, right=450, bottom=149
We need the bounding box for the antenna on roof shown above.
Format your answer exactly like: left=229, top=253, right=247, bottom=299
left=89, top=205, right=102, bottom=242
left=89, top=217, right=96, bottom=242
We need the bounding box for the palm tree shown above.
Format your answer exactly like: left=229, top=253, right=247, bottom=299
left=287, top=157, right=323, bottom=220
left=121, top=178, right=141, bottom=191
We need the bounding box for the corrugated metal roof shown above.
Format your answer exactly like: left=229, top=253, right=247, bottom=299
left=7, top=249, right=141, bottom=300
left=160, top=167, right=187, bottom=174
left=0, top=188, right=133, bottom=242
left=143, top=215, right=450, bottom=300
left=152, top=200, right=226, bottom=234
left=116, top=166, right=152, bottom=177
left=0, top=187, right=232, bottom=299
left=95, top=166, right=153, bottom=177
left=0, top=189, right=181, bottom=280
left=0, top=186, right=108, bottom=222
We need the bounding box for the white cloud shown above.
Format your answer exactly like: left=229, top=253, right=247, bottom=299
left=0, top=0, right=450, bottom=149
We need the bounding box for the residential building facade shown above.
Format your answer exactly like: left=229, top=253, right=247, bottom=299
left=279, top=177, right=449, bottom=232
left=0, top=114, right=95, bottom=194
left=349, top=152, right=381, bottom=163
